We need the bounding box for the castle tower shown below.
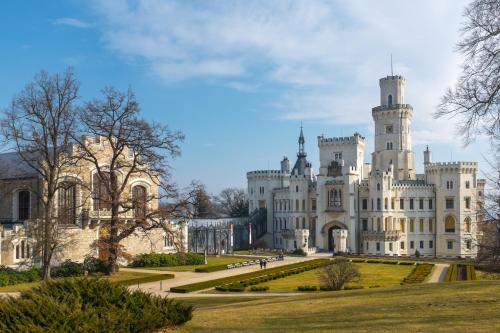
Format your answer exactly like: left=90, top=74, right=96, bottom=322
left=371, top=75, right=415, bottom=180
left=424, top=146, right=432, bottom=165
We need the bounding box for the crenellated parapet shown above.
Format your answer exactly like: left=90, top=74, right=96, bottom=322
left=247, top=170, right=287, bottom=180
left=425, top=161, right=478, bottom=175
left=317, top=132, right=365, bottom=147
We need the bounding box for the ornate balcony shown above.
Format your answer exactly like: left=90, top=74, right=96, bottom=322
left=362, top=230, right=401, bottom=241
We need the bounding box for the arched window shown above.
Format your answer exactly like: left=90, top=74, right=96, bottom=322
left=464, top=217, right=471, bottom=233
left=384, top=197, right=388, bottom=210
left=386, top=142, right=393, bottom=150
left=93, top=172, right=111, bottom=210
left=58, top=182, right=77, bottom=224
left=18, top=190, right=30, bottom=221
left=377, top=183, right=381, bottom=191
left=376, top=198, right=381, bottom=211
left=445, top=215, right=456, bottom=233
left=132, top=185, right=147, bottom=218
left=388, top=94, right=393, bottom=106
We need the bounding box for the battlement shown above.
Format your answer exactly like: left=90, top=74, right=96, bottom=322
left=477, top=179, right=486, bottom=187
left=318, top=132, right=365, bottom=146
left=380, top=75, right=405, bottom=82
left=425, top=161, right=478, bottom=173
left=247, top=170, right=286, bottom=178
left=372, top=104, right=413, bottom=112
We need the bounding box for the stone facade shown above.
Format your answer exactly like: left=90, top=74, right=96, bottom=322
left=247, top=75, right=482, bottom=258
left=0, top=137, right=187, bottom=267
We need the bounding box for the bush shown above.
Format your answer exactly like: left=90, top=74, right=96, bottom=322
left=84, top=256, right=113, bottom=274
left=130, top=252, right=204, bottom=268
left=297, top=285, right=317, bottom=291
left=292, top=249, right=307, bottom=256
left=0, top=278, right=192, bottom=332
left=0, top=266, right=41, bottom=287
left=318, top=259, right=361, bottom=291
left=115, top=273, right=174, bottom=287
left=194, top=264, right=228, bottom=273
left=398, top=262, right=415, bottom=266
left=250, top=286, right=269, bottom=292
left=52, top=260, right=84, bottom=278
left=344, top=285, right=364, bottom=290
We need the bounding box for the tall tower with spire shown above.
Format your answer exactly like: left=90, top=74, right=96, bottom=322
left=371, top=75, right=415, bottom=180
left=298, top=125, right=306, bottom=157
left=292, top=125, right=311, bottom=176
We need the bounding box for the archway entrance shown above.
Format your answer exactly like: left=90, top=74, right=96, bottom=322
left=328, top=225, right=342, bottom=252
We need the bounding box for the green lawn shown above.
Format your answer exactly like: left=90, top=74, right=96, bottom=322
left=140, top=255, right=260, bottom=272
left=0, top=270, right=168, bottom=292
left=255, top=263, right=413, bottom=292
left=176, top=281, right=500, bottom=333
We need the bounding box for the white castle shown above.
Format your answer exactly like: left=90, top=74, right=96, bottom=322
left=247, top=75, right=484, bottom=258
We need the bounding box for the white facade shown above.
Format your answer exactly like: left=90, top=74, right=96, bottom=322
left=247, top=75, right=482, bottom=258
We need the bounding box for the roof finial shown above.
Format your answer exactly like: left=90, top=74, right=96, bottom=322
left=390, top=53, right=393, bottom=76
left=298, top=123, right=305, bottom=155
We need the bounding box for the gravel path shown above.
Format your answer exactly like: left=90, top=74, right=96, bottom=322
left=427, top=263, right=449, bottom=283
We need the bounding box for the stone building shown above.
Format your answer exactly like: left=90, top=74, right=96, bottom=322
left=247, top=74, right=483, bottom=258
left=0, top=136, right=187, bottom=267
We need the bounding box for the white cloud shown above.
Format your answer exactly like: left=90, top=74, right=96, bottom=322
left=52, top=17, right=92, bottom=28
left=90, top=0, right=471, bottom=145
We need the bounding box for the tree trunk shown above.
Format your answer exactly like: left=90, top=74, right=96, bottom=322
left=42, top=204, right=53, bottom=280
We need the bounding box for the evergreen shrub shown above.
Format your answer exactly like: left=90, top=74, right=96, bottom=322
left=0, top=278, right=192, bottom=332
left=0, top=266, right=41, bottom=287
left=130, top=252, right=204, bottom=268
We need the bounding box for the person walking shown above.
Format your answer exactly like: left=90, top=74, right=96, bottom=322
left=259, top=259, right=263, bottom=269
left=263, top=260, right=267, bottom=269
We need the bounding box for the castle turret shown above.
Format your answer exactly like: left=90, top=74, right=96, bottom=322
left=281, top=157, right=290, bottom=173
left=424, top=146, right=432, bottom=165
left=371, top=75, right=415, bottom=180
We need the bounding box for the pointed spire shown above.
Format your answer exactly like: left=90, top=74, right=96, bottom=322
left=298, top=123, right=305, bottom=156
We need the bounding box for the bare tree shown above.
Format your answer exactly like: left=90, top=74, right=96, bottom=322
left=1, top=69, right=79, bottom=279
left=215, top=188, right=249, bottom=217
left=477, top=140, right=500, bottom=267
left=72, top=87, right=185, bottom=274
left=317, top=258, right=361, bottom=290
left=435, top=0, right=500, bottom=144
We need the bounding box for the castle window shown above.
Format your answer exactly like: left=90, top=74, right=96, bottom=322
left=384, top=198, right=388, bottom=210
left=388, top=94, right=393, bottom=106
left=445, top=215, right=456, bottom=233
left=132, top=185, right=147, bottom=218
left=296, top=218, right=299, bottom=229
left=327, top=160, right=342, bottom=177
left=399, top=198, right=404, bottom=210
left=58, top=182, right=77, bottom=225
left=410, top=241, right=414, bottom=249
left=429, top=219, right=434, bottom=233
left=429, top=240, right=433, bottom=248
left=478, top=191, right=482, bottom=197
left=429, top=199, right=433, bottom=210
left=93, top=172, right=112, bottom=210
left=410, top=199, right=414, bottom=210
left=419, top=199, right=424, bottom=210
left=376, top=198, right=381, bottom=211
left=296, top=185, right=299, bottom=193
left=466, top=240, right=471, bottom=250
left=446, top=181, right=454, bottom=189
left=296, top=199, right=299, bottom=211
left=465, top=181, right=470, bottom=189
left=420, top=241, right=424, bottom=249
left=391, top=198, right=395, bottom=210
left=311, top=198, right=317, bottom=210
left=400, top=242, right=404, bottom=250
left=447, top=241, right=453, bottom=250
left=302, top=199, right=306, bottom=211
left=362, top=199, right=368, bottom=210
left=409, top=219, right=414, bottom=233
left=465, top=197, right=471, bottom=209
left=465, top=217, right=471, bottom=233
left=384, top=218, right=388, bottom=231
left=385, top=124, right=393, bottom=134
left=419, top=219, right=424, bottom=233
left=376, top=242, right=380, bottom=251
left=362, top=219, right=368, bottom=231
left=377, top=183, right=380, bottom=191
left=386, top=142, right=393, bottom=150
left=164, top=233, right=174, bottom=247
left=302, top=217, right=306, bottom=229
left=389, top=243, right=393, bottom=251
left=445, top=198, right=454, bottom=209
left=400, top=218, right=406, bottom=233
left=377, top=218, right=381, bottom=232
left=18, top=190, right=31, bottom=221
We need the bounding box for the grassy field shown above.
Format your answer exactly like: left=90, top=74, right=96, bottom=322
left=140, top=255, right=259, bottom=272
left=254, top=263, right=414, bottom=292
left=176, top=281, right=500, bottom=333
left=0, top=270, right=167, bottom=292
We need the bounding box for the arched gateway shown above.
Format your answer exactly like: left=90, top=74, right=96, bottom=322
left=322, top=222, right=348, bottom=252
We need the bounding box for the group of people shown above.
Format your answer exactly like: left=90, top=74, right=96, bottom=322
left=259, top=259, right=267, bottom=269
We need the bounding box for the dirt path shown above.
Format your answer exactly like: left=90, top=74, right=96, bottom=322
left=427, top=263, right=449, bottom=283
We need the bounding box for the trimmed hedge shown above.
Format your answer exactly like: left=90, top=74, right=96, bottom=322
left=172, top=259, right=331, bottom=293
left=114, top=273, right=174, bottom=286
left=444, top=263, right=458, bottom=282
left=0, top=278, right=192, bottom=332
left=402, top=263, right=434, bottom=284
left=466, top=264, right=476, bottom=280
left=250, top=286, right=269, bottom=292
left=130, top=252, right=204, bottom=268
left=297, top=285, right=317, bottom=291
left=194, top=264, right=228, bottom=273
left=0, top=266, right=41, bottom=287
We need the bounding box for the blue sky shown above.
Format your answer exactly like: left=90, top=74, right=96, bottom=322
left=0, top=0, right=492, bottom=194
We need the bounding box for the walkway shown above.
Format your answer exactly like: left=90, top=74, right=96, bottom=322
left=427, top=263, right=449, bottom=283
left=125, top=255, right=314, bottom=298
